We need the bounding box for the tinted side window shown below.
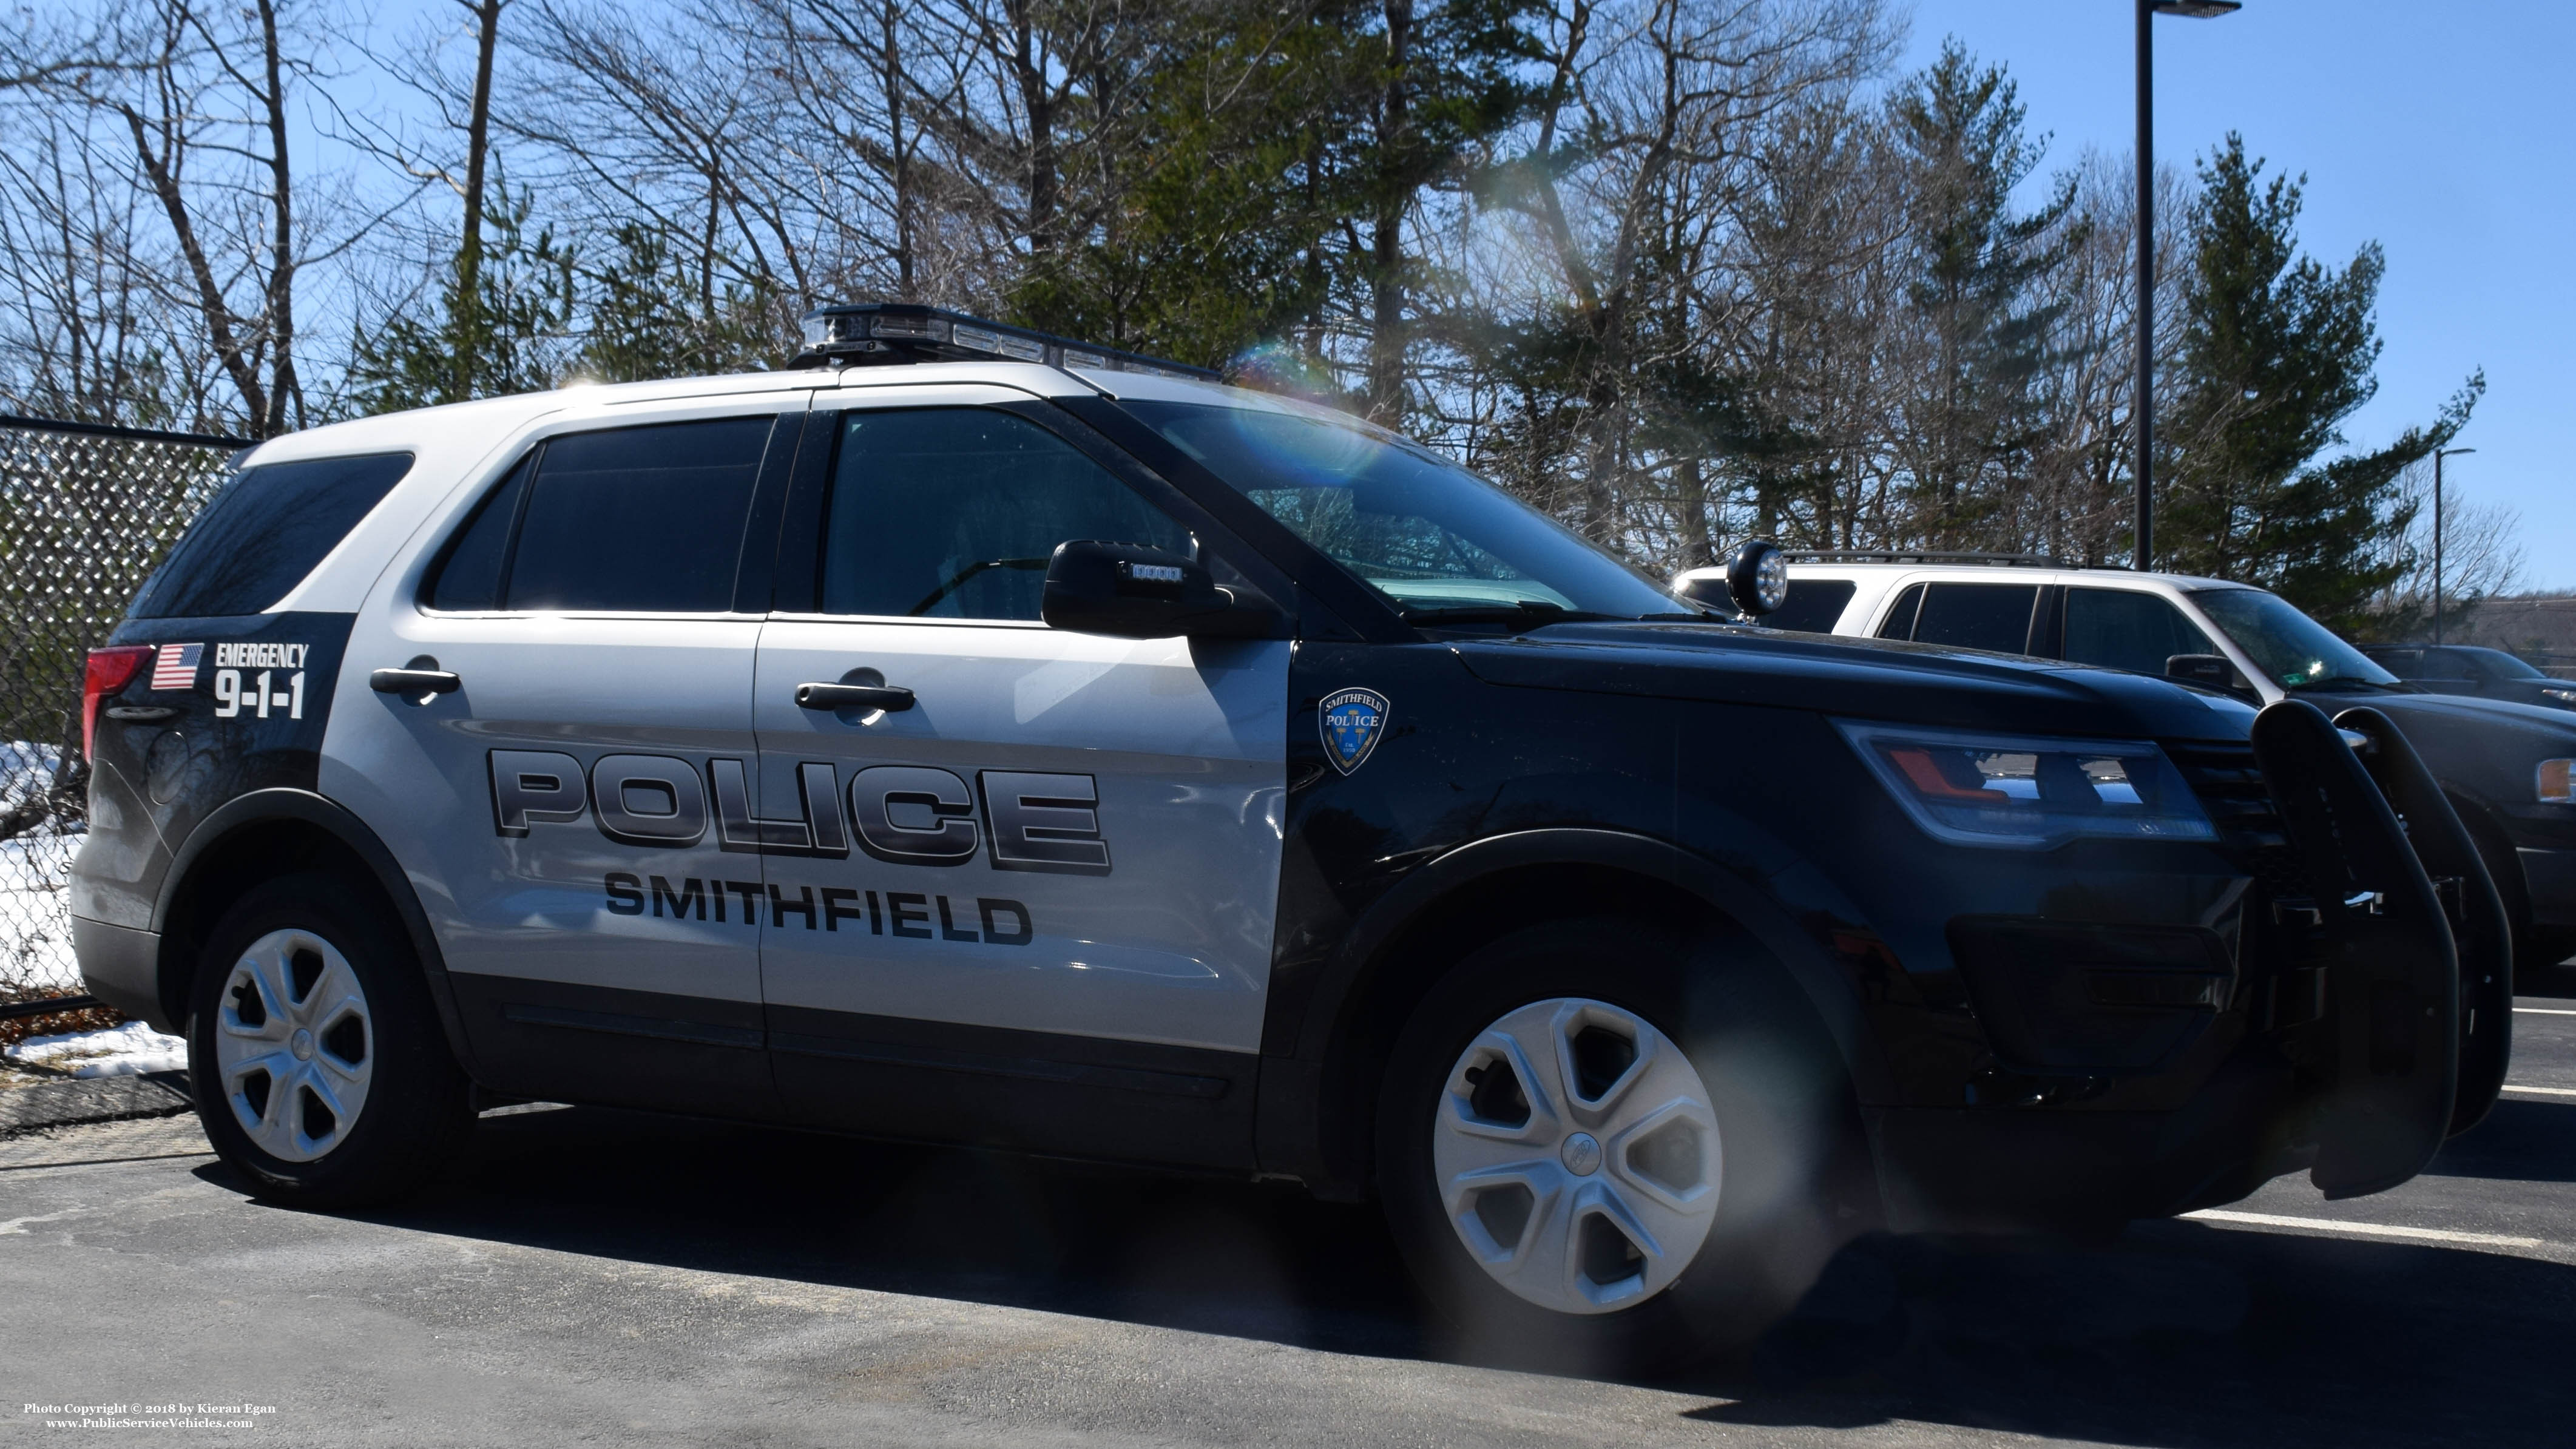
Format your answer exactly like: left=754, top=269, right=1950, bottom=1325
left=1766, top=578, right=1857, bottom=633
left=505, top=417, right=775, bottom=613
left=132, top=453, right=414, bottom=618
left=2418, top=648, right=2478, bottom=681
left=2062, top=589, right=2216, bottom=675
left=819, top=410, right=1189, bottom=621
left=2370, top=648, right=2424, bottom=677
left=1875, top=584, right=1925, bottom=640
left=1913, top=583, right=2038, bottom=654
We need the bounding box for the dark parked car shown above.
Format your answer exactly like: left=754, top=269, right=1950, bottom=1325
left=2363, top=644, right=2576, bottom=712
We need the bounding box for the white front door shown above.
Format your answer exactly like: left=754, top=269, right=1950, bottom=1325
left=748, top=404, right=1288, bottom=1055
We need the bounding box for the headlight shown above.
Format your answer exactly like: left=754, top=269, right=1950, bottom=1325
left=2541, top=687, right=2576, bottom=705
left=1836, top=721, right=2216, bottom=849
left=2541, top=759, right=2575, bottom=804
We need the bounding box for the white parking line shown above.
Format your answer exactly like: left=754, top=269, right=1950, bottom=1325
left=2502, top=1084, right=2576, bottom=1098
left=2515, top=1007, right=2576, bottom=1016
left=2183, top=1209, right=2548, bottom=1251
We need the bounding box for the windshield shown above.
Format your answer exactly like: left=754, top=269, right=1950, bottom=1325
left=2191, top=587, right=2401, bottom=691
left=1118, top=399, right=1689, bottom=623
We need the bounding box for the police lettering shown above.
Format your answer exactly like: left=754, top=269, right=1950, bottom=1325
left=493, top=751, right=1109, bottom=874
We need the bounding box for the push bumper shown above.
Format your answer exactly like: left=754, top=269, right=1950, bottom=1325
left=1875, top=700, right=2493, bottom=1225
left=2245, top=700, right=2481, bottom=1198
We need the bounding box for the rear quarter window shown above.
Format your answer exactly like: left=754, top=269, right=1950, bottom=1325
left=1765, top=578, right=1858, bottom=633
left=129, top=452, right=415, bottom=618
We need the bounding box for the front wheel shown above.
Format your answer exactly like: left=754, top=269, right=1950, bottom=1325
left=189, top=872, right=471, bottom=1206
left=1377, top=919, right=1854, bottom=1375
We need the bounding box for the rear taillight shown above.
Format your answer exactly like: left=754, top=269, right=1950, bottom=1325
left=82, top=646, right=154, bottom=762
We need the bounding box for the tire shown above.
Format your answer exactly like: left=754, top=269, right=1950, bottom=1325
left=1375, top=916, right=1857, bottom=1376
left=2460, top=804, right=2564, bottom=976
left=187, top=871, right=472, bottom=1206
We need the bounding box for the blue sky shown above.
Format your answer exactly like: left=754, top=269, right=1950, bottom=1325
left=1901, top=0, right=2574, bottom=589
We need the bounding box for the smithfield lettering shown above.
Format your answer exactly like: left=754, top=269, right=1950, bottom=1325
left=604, top=871, right=1032, bottom=945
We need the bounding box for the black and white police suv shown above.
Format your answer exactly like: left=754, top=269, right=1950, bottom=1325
left=72, top=306, right=2504, bottom=1368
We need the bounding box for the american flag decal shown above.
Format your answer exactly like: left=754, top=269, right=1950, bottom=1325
left=150, top=643, right=203, bottom=691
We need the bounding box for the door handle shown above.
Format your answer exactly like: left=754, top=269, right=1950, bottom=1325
left=371, top=655, right=461, bottom=704
left=795, top=682, right=915, bottom=712
left=371, top=669, right=461, bottom=694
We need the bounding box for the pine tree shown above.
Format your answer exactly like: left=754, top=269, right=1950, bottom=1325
left=2160, top=135, right=2480, bottom=627
left=1887, top=41, right=2079, bottom=547
left=348, top=187, right=575, bottom=413
left=1006, top=0, right=1541, bottom=389
left=574, top=222, right=775, bottom=385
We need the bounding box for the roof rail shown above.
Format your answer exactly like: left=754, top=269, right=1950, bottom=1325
left=790, top=302, right=1220, bottom=380
left=1782, top=550, right=2076, bottom=568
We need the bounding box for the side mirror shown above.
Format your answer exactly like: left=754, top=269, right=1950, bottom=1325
left=1040, top=540, right=1282, bottom=640
left=2166, top=654, right=2234, bottom=689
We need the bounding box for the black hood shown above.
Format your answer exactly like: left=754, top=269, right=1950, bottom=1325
left=1450, top=621, right=2259, bottom=743
left=2321, top=687, right=2576, bottom=746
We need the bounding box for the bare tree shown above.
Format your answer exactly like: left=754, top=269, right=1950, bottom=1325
left=15, top=0, right=388, bottom=436
left=0, top=115, right=197, bottom=423
left=2364, top=454, right=2524, bottom=636
left=1451, top=0, right=1892, bottom=560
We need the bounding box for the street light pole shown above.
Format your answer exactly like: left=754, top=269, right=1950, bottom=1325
left=2135, top=0, right=2155, bottom=571
left=2433, top=445, right=2476, bottom=646
left=2135, top=0, right=2242, bottom=573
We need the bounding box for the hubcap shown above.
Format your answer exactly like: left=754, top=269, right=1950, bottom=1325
left=212, top=928, right=374, bottom=1163
left=1431, top=998, right=1720, bottom=1315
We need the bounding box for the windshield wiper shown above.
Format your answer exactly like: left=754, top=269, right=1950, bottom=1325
left=1396, top=601, right=1620, bottom=631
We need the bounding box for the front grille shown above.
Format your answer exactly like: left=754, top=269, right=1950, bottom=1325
left=2165, top=741, right=2307, bottom=898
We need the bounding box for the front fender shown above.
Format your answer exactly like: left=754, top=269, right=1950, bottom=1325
left=1251, top=824, right=1895, bottom=1196
left=1293, top=825, right=1887, bottom=1098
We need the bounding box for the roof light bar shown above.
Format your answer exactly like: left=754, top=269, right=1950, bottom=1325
left=791, top=302, right=1219, bottom=380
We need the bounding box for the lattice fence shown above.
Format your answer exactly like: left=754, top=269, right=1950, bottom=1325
left=1, top=416, right=239, bottom=999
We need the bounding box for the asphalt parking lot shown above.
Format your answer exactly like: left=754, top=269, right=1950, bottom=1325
left=5, top=981, right=2573, bottom=1448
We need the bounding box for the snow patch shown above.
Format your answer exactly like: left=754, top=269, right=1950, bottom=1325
left=1, top=739, right=86, bottom=994
left=6, top=1021, right=189, bottom=1078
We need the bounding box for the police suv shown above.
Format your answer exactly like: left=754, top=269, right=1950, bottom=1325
left=73, top=307, right=2503, bottom=1368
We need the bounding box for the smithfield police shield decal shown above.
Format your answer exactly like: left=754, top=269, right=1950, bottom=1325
left=1319, top=687, right=1391, bottom=775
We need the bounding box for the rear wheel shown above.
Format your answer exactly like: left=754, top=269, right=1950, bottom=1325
left=1376, top=918, right=1855, bottom=1375
left=189, top=872, right=470, bottom=1206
